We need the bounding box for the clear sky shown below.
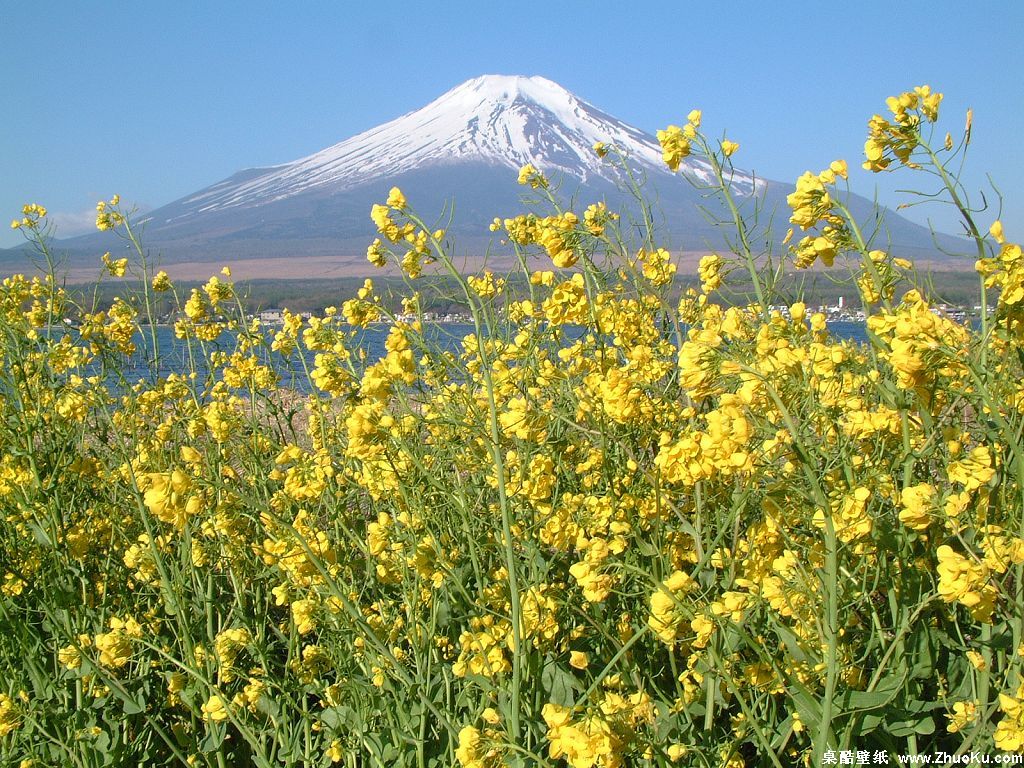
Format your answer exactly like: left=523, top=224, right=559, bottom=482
left=2, top=0, right=1021, bottom=248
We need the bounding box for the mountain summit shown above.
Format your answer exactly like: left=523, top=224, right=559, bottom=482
left=9, top=75, right=959, bottom=275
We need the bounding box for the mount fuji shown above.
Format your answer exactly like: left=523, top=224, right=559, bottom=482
left=7, top=75, right=962, bottom=275
left=165, top=75, right=760, bottom=212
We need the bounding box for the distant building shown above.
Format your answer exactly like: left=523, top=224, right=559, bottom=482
left=258, top=309, right=284, bottom=324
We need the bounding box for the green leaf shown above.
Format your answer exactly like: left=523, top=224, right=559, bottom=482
left=200, top=725, right=226, bottom=753
left=93, top=729, right=111, bottom=754
left=885, top=714, right=936, bottom=737
left=858, top=712, right=885, bottom=735
left=908, top=625, right=938, bottom=680
left=838, top=674, right=904, bottom=714
left=636, top=539, right=659, bottom=557
left=542, top=658, right=579, bottom=707
left=884, top=699, right=941, bottom=737
left=121, top=691, right=147, bottom=716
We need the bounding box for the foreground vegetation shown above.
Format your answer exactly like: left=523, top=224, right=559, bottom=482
left=2, top=86, right=1024, bottom=767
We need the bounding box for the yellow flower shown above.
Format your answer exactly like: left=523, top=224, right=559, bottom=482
left=899, top=483, right=936, bottom=530
left=947, top=700, right=978, bottom=734
left=517, top=164, right=548, bottom=189
left=58, top=643, right=83, bottom=670
left=326, top=739, right=344, bottom=763
left=656, top=125, right=691, bottom=172
left=13, top=203, right=47, bottom=231
left=0, top=693, right=19, bottom=737
left=366, top=238, right=387, bottom=267
left=95, top=199, right=124, bottom=231
left=815, top=486, right=872, bottom=541
left=291, top=598, right=317, bottom=635
left=201, top=694, right=230, bottom=723
left=720, top=139, right=739, bottom=157
left=569, top=651, right=589, bottom=670
left=95, top=630, right=132, bottom=668
left=936, top=545, right=997, bottom=622
left=648, top=570, right=694, bottom=645
left=467, top=271, right=505, bottom=299
left=698, top=253, right=723, bottom=293
left=948, top=446, right=995, bottom=490
left=214, top=627, right=252, bottom=679
left=990, top=220, right=1005, bottom=243
left=690, top=615, right=715, bottom=648
left=455, top=725, right=500, bottom=768
left=143, top=470, right=194, bottom=527
left=151, top=271, right=172, bottom=292
left=966, top=650, right=987, bottom=671
left=863, top=87, right=940, bottom=172
left=102, top=252, right=128, bottom=277
left=667, top=744, right=689, bottom=762
left=709, top=591, right=748, bottom=623
left=386, top=186, right=407, bottom=210
left=995, top=685, right=1024, bottom=751
left=168, top=672, right=187, bottom=694
left=482, top=707, right=501, bottom=725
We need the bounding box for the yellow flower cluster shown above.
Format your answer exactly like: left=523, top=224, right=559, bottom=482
left=656, top=110, right=700, bottom=172
left=367, top=187, right=443, bottom=276
left=95, top=616, right=143, bottom=669
left=698, top=253, right=723, bottom=293
left=647, top=570, right=694, bottom=645
left=10, top=202, right=47, bottom=230
left=866, top=289, right=970, bottom=395
left=517, top=163, right=549, bottom=189
left=632, top=247, right=676, bottom=286
left=499, top=211, right=581, bottom=268
left=0, top=693, right=20, bottom=737
left=786, top=161, right=850, bottom=268
left=583, top=201, right=617, bottom=236
left=467, top=270, right=506, bottom=298
left=542, top=691, right=654, bottom=768
left=95, top=195, right=124, bottom=231
left=864, top=86, right=942, bottom=172
left=996, top=683, right=1024, bottom=750
left=936, top=545, right=997, bottom=622
left=101, top=251, right=128, bottom=277
left=455, top=724, right=502, bottom=768
left=977, top=237, right=1024, bottom=340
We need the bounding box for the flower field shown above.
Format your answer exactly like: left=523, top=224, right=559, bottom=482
left=3, top=87, right=1024, bottom=767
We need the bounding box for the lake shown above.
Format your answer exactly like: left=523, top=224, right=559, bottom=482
left=100, top=321, right=872, bottom=392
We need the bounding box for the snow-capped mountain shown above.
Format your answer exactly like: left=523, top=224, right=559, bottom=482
left=3, top=74, right=961, bottom=273
left=171, top=75, right=757, bottom=221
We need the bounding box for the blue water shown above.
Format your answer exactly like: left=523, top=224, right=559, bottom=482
left=832, top=320, right=869, bottom=343
left=97, top=320, right=871, bottom=392
left=104, top=323, right=482, bottom=390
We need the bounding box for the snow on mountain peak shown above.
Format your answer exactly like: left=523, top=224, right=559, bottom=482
left=181, top=75, right=759, bottom=214
left=453, top=74, right=569, bottom=103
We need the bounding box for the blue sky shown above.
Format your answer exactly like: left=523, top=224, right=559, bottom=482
left=2, top=0, right=1021, bottom=249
